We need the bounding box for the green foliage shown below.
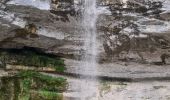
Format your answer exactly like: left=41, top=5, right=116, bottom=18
left=0, top=49, right=66, bottom=72
left=0, top=77, right=11, bottom=100
left=19, top=78, right=32, bottom=100
left=35, top=90, right=63, bottom=100
left=0, top=71, right=67, bottom=100
left=16, top=71, right=68, bottom=92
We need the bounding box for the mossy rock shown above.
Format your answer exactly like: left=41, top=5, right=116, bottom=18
left=16, top=71, right=68, bottom=92
left=0, top=71, right=67, bottom=100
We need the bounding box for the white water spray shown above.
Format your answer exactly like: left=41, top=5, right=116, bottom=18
left=79, top=0, right=99, bottom=100
left=122, top=0, right=128, bottom=8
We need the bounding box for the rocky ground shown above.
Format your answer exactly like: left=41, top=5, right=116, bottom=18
left=98, top=81, right=170, bottom=100
left=45, top=73, right=170, bottom=100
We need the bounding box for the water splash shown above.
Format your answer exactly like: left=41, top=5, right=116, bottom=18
left=79, top=0, right=99, bottom=100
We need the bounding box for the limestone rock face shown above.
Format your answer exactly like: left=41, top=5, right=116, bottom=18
left=0, top=0, right=170, bottom=63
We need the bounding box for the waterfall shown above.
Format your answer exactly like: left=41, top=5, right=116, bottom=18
left=79, top=0, right=99, bottom=100
left=122, top=0, right=128, bottom=8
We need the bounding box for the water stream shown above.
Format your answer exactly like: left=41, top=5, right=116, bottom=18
left=78, top=0, right=99, bottom=100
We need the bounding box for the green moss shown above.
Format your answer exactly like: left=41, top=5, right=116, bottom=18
left=35, top=90, right=63, bottom=100
left=16, top=71, right=68, bottom=92
left=20, top=78, right=31, bottom=99
left=0, top=71, right=67, bottom=100
left=0, top=77, right=16, bottom=100
left=0, top=49, right=66, bottom=72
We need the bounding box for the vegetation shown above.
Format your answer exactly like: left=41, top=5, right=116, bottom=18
left=16, top=70, right=68, bottom=92
left=32, top=90, right=63, bottom=100
left=0, top=48, right=66, bottom=72
left=0, top=71, right=67, bottom=100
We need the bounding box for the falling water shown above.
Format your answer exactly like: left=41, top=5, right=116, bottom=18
left=79, top=0, right=99, bottom=100
left=122, top=0, right=128, bottom=8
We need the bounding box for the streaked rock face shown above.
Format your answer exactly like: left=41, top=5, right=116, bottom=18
left=0, top=0, right=170, bottom=62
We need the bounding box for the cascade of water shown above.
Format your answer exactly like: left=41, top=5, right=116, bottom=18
left=79, top=0, right=99, bottom=100
left=122, top=0, right=128, bottom=8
